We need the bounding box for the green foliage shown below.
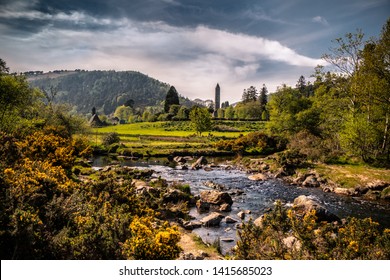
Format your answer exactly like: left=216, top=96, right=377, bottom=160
left=102, top=132, right=120, bottom=146
left=0, top=73, right=42, bottom=133
left=267, top=84, right=316, bottom=137
left=264, top=19, right=390, bottom=166
left=234, top=101, right=263, bottom=120
left=189, top=107, right=212, bottom=136
left=242, top=86, right=258, bottom=103
left=29, top=70, right=171, bottom=115
left=164, top=86, right=180, bottom=113
left=216, top=132, right=285, bottom=155
left=234, top=202, right=390, bottom=260
left=0, top=130, right=182, bottom=259
left=224, top=106, right=235, bottom=119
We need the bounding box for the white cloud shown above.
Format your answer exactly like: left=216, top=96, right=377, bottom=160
left=1, top=9, right=325, bottom=101
left=312, top=16, right=329, bottom=26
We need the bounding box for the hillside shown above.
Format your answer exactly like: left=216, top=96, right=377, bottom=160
left=28, top=70, right=172, bottom=115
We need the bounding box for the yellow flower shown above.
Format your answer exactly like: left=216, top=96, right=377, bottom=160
left=348, top=241, right=359, bottom=252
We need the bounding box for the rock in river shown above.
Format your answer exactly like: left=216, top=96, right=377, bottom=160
left=248, top=173, right=268, bottom=181
left=200, top=212, right=224, bottom=227
left=293, top=195, right=340, bottom=222
left=200, top=190, right=233, bottom=206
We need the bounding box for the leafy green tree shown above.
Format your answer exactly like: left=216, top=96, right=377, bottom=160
left=225, top=106, right=235, bottom=120
left=217, top=108, right=225, bottom=119
left=0, top=61, right=42, bottom=133
left=189, top=106, right=212, bottom=136
left=164, top=86, right=180, bottom=113
left=235, top=101, right=262, bottom=120
left=266, top=85, right=315, bottom=136
left=168, top=104, right=181, bottom=117
left=344, top=19, right=390, bottom=163
left=175, top=106, right=190, bottom=120
left=114, top=105, right=132, bottom=122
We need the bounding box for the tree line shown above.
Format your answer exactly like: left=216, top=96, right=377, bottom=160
left=266, top=19, right=390, bottom=166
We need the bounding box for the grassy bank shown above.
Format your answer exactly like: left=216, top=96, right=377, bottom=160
left=313, top=163, right=390, bottom=189
left=90, top=120, right=266, bottom=157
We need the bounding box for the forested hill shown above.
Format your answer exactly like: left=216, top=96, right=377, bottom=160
left=28, top=70, right=171, bottom=114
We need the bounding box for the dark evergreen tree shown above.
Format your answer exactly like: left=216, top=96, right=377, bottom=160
left=164, top=86, right=180, bottom=113
left=259, top=84, right=268, bottom=111
left=296, top=75, right=307, bottom=95
left=242, top=86, right=257, bottom=103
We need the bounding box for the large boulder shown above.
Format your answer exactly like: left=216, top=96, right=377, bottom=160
left=219, top=203, right=232, bottom=212
left=179, top=219, right=202, bottom=230
left=200, top=212, right=224, bottom=227
left=248, top=173, right=268, bottom=181
left=302, top=175, right=321, bottom=188
left=225, top=216, right=238, bottom=224
left=356, top=181, right=389, bottom=195
left=191, top=156, right=208, bottom=170
left=200, top=190, right=233, bottom=206
left=163, top=188, right=190, bottom=203
left=293, top=195, right=340, bottom=222
left=196, top=199, right=210, bottom=213
left=174, top=156, right=187, bottom=164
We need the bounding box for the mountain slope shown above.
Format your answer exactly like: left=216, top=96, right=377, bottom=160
left=28, top=70, right=171, bottom=115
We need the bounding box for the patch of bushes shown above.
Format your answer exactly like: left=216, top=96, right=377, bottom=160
left=234, top=201, right=390, bottom=260
left=102, top=132, right=120, bottom=146
left=216, top=132, right=286, bottom=155
left=0, top=130, right=182, bottom=260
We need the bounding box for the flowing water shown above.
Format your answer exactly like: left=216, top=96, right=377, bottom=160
left=93, top=157, right=390, bottom=255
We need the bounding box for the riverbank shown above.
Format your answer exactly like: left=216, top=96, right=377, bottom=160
left=236, top=156, right=390, bottom=201
left=88, top=154, right=390, bottom=259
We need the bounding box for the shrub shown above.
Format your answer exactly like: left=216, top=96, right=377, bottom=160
left=234, top=201, right=390, bottom=260
left=102, top=132, right=120, bottom=146
left=16, top=130, right=75, bottom=171
left=122, top=216, right=181, bottom=259
left=216, top=132, right=286, bottom=155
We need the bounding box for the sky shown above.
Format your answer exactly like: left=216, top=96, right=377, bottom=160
left=0, top=0, right=389, bottom=102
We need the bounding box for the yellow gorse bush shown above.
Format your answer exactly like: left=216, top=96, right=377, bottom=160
left=122, top=216, right=181, bottom=260
left=235, top=201, right=390, bottom=260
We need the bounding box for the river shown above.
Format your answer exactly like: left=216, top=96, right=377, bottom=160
left=93, top=156, right=390, bottom=255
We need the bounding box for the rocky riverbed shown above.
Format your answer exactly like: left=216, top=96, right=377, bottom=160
left=92, top=155, right=390, bottom=256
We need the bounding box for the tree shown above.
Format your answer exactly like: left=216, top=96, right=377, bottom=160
left=296, top=76, right=306, bottom=94
left=235, top=101, right=262, bottom=120
left=0, top=61, right=42, bottom=133
left=259, top=84, right=268, bottom=111
left=176, top=106, right=190, bottom=120
left=114, top=105, right=132, bottom=122
left=322, top=30, right=365, bottom=77
left=242, top=86, right=257, bottom=103
left=168, top=104, right=181, bottom=117
left=266, top=85, right=316, bottom=136
left=189, top=107, right=212, bottom=136
left=217, top=108, right=225, bottom=119
left=164, top=86, right=180, bottom=113
left=343, top=19, right=390, bottom=163
left=221, top=101, right=230, bottom=108
left=225, top=106, right=235, bottom=120
left=0, top=58, right=9, bottom=74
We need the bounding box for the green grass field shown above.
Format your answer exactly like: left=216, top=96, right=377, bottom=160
left=90, top=120, right=265, bottom=157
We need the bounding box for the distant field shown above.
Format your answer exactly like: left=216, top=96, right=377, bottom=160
left=95, top=121, right=265, bottom=138
left=91, top=120, right=266, bottom=156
